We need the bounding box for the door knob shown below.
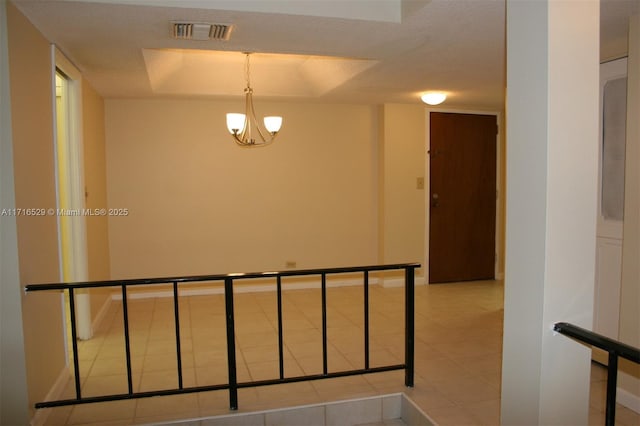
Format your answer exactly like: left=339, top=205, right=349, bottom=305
left=432, top=193, right=439, bottom=207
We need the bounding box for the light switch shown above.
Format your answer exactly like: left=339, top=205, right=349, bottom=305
left=416, top=177, right=425, bottom=190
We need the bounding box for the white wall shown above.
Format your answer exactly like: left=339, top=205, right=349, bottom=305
left=502, top=0, right=599, bottom=423
left=618, top=13, right=640, bottom=410
left=0, top=1, right=29, bottom=423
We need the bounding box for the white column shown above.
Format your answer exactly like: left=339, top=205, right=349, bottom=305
left=0, top=0, right=29, bottom=424
left=502, top=1, right=599, bottom=424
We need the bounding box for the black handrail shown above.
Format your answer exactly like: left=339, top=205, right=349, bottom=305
left=25, top=263, right=419, bottom=411
left=26, top=263, right=419, bottom=290
left=554, top=322, right=640, bottom=426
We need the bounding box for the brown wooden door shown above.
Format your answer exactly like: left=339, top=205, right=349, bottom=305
left=429, top=112, right=497, bottom=283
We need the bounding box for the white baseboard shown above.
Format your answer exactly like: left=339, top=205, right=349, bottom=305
left=381, top=278, right=404, bottom=288
left=381, top=276, right=426, bottom=288
left=31, top=367, right=70, bottom=426
left=111, top=277, right=386, bottom=300
left=618, top=387, right=640, bottom=414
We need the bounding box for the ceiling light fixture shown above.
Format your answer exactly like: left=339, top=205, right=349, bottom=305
left=421, top=92, right=447, bottom=106
left=226, top=53, right=282, bottom=147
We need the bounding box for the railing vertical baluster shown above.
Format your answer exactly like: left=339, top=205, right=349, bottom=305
left=277, top=275, right=285, bottom=380
left=67, top=288, right=82, bottom=400
left=404, top=266, right=415, bottom=387
left=605, top=352, right=618, bottom=426
left=364, top=271, right=370, bottom=370
left=121, top=285, right=134, bottom=394
left=172, top=281, right=183, bottom=389
left=321, top=273, right=328, bottom=375
left=224, top=277, right=238, bottom=410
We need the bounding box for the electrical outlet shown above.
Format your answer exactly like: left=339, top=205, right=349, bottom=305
left=285, top=261, right=297, bottom=269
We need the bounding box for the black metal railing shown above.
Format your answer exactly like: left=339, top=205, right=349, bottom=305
left=554, top=322, right=640, bottom=426
left=25, top=263, right=419, bottom=410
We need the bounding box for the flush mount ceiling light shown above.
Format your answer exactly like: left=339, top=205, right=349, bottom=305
left=226, top=53, right=282, bottom=147
left=421, top=92, right=447, bottom=106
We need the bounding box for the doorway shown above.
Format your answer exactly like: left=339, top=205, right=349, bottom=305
left=54, top=49, right=91, bottom=345
left=428, top=112, right=498, bottom=283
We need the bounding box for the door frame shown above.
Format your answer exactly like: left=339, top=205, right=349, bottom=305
left=52, top=46, right=91, bottom=342
left=592, top=57, right=627, bottom=365
left=424, top=109, right=503, bottom=284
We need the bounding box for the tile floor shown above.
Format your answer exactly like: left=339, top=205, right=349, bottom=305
left=41, top=280, right=639, bottom=426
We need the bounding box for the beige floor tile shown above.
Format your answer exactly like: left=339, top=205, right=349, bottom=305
left=42, top=405, right=73, bottom=426
left=254, top=381, right=320, bottom=409
left=590, top=363, right=608, bottom=381
left=616, top=405, right=640, bottom=426
left=464, top=398, right=501, bottom=425
left=282, top=328, right=323, bottom=344
left=291, top=349, right=356, bottom=375
left=196, top=366, right=229, bottom=386
left=66, top=400, right=137, bottom=425
left=82, top=373, right=140, bottom=396
left=144, top=338, right=185, bottom=355
left=139, top=368, right=196, bottom=392
left=88, top=355, right=144, bottom=377
left=589, top=407, right=606, bottom=426
left=236, top=331, right=279, bottom=349
left=135, top=393, right=199, bottom=419
left=283, top=337, right=320, bottom=354
left=453, top=352, right=502, bottom=376
left=244, top=359, right=304, bottom=382
left=589, top=375, right=607, bottom=411
left=431, top=375, right=501, bottom=405
left=241, top=344, right=288, bottom=364
left=425, top=404, right=482, bottom=426
left=414, top=357, right=473, bottom=383
left=194, top=349, right=228, bottom=368
left=312, top=375, right=377, bottom=402
left=404, top=385, right=457, bottom=412
left=197, top=389, right=232, bottom=417
left=144, top=351, right=194, bottom=372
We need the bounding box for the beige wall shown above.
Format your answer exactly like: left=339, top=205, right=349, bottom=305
left=106, top=99, right=379, bottom=278
left=105, top=99, right=505, bottom=284
left=379, top=104, right=426, bottom=280
left=82, top=79, right=112, bottom=318
left=7, top=0, right=66, bottom=417
left=619, top=13, right=640, bottom=404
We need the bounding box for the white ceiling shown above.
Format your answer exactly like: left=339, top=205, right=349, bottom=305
left=12, top=0, right=640, bottom=110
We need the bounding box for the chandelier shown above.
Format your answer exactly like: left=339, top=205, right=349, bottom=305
left=226, top=53, right=283, bottom=147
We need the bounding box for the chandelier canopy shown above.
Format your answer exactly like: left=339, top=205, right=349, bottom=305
left=226, top=53, right=282, bottom=147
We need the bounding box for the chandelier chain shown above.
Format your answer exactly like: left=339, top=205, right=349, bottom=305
left=245, top=53, right=251, bottom=89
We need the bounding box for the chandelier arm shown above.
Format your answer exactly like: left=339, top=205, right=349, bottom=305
left=247, top=90, right=273, bottom=144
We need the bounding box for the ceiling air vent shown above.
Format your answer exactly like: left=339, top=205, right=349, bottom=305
left=171, top=21, right=233, bottom=41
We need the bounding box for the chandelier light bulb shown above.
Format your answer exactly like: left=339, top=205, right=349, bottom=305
left=264, top=116, right=283, bottom=134
left=421, top=92, right=447, bottom=106
left=226, top=113, right=246, bottom=134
